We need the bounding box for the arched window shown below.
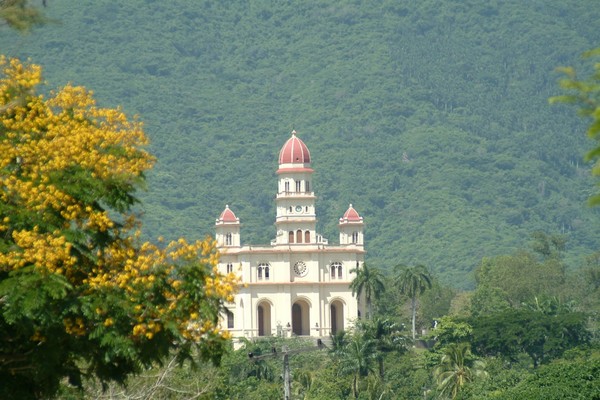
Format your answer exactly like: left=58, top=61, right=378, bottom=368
left=289, top=231, right=295, bottom=243
left=258, top=263, right=270, bottom=281
left=351, top=231, right=359, bottom=244
left=304, top=230, right=310, bottom=243
left=284, top=180, right=290, bottom=192
left=225, top=233, right=232, bottom=246
left=305, top=181, right=310, bottom=192
left=331, top=262, right=342, bottom=279
left=296, top=180, right=301, bottom=192
left=296, top=230, right=303, bottom=243
left=226, top=263, right=233, bottom=273
left=226, top=309, right=234, bottom=329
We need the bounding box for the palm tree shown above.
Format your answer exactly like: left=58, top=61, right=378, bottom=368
left=433, top=342, right=487, bottom=400
left=330, top=329, right=350, bottom=357
left=359, top=317, right=408, bottom=378
left=338, top=333, right=377, bottom=399
left=293, top=369, right=314, bottom=400
left=350, top=263, right=385, bottom=319
left=394, top=264, right=432, bottom=339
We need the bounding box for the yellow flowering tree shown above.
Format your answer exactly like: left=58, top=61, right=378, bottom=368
left=0, top=57, right=238, bottom=399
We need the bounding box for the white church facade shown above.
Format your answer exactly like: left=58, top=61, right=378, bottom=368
left=216, top=131, right=365, bottom=343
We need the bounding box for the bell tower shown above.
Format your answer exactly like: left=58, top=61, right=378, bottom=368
left=215, top=205, right=240, bottom=247
left=274, top=131, right=317, bottom=245
left=339, top=204, right=364, bottom=247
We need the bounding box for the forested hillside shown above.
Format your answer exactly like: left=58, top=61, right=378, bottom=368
left=3, top=0, right=599, bottom=287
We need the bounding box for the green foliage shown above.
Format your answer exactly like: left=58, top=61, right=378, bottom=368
left=419, top=279, right=456, bottom=323
left=485, top=352, right=600, bottom=400
left=384, top=351, right=433, bottom=400
left=0, top=58, right=235, bottom=399
left=429, top=316, right=473, bottom=349
left=0, top=0, right=47, bottom=33
left=395, top=264, right=433, bottom=300
left=433, top=342, right=488, bottom=400
left=305, top=364, right=350, bottom=400
left=357, top=317, right=409, bottom=379
left=328, top=321, right=410, bottom=399
left=472, top=250, right=566, bottom=313
left=470, top=309, right=591, bottom=367
left=469, top=285, right=511, bottom=317
left=463, top=356, right=530, bottom=399
left=551, top=47, right=600, bottom=205
left=1, top=0, right=598, bottom=288
left=2, top=3, right=600, bottom=396
left=394, top=264, right=433, bottom=339
left=337, top=333, right=378, bottom=399
left=530, top=231, right=567, bottom=260
left=350, top=263, right=385, bottom=319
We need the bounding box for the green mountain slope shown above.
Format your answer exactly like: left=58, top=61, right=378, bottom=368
left=2, top=0, right=599, bottom=287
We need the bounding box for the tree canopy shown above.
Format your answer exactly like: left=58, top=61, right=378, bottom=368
left=433, top=342, right=487, bottom=400
left=2, top=1, right=599, bottom=288
left=469, top=309, right=590, bottom=368
left=350, top=262, right=385, bottom=319
left=0, top=57, right=238, bottom=399
left=486, top=355, right=600, bottom=400
left=0, top=0, right=47, bottom=33
left=551, top=48, right=600, bottom=205
left=395, top=264, right=432, bottom=339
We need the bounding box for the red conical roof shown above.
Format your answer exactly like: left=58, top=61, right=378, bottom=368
left=217, top=205, right=239, bottom=223
left=278, top=130, right=311, bottom=164
left=339, top=204, right=363, bottom=223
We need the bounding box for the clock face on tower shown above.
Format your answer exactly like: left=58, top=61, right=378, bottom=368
left=295, top=205, right=302, bottom=212
left=293, top=261, right=307, bottom=276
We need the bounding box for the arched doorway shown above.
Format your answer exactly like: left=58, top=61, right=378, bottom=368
left=257, top=301, right=272, bottom=337
left=330, top=300, right=344, bottom=335
left=291, top=299, right=310, bottom=335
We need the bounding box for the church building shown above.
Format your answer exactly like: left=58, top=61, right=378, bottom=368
left=216, top=131, right=365, bottom=343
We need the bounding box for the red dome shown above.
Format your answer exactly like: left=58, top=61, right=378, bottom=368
left=340, top=204, right=363, bottom=223
left=278, top=130, right=311, bottom=164
left=217, top=205, right=239, bottom=223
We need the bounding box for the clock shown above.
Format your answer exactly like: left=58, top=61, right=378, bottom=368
left=293, top=261, right=307, bottom=276
left=295, top=205, right=303, bottom=212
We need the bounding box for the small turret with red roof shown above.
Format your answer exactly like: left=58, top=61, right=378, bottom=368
left=217, top=204, right=239, bottom=224
left=339, top=204, right=363, bottom=223
left=339, top=204, right=364, bottom=246
left=215, top=205, right=240, bottom=247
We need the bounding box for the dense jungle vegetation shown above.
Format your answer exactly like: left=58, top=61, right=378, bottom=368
left=58, top=250, right=600, bottom=399
left=2, top=0, right=599, bottom=287
left=2, top=1, right=600, bottom=399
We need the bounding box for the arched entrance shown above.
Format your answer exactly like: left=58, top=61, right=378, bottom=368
left=291, top=299, right=310, bottom=335
left=330, top=299, right=345, bottom=335
left=257, top=301, right=272, bottom=337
